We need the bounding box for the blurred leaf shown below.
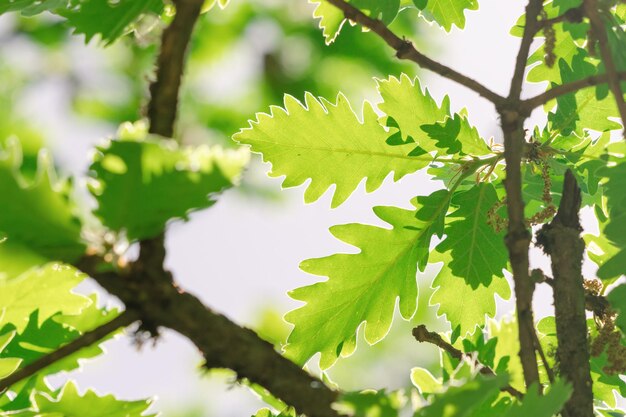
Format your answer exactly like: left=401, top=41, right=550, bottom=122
left=0, top=263, right=90, bottom=333
left=89, top=135, right=249, bottom=241
left=0, top=140, right=84, bottom=262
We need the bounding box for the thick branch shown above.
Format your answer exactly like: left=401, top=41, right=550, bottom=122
left=584, top=0, right=626, bottom=138
left=500, top=114, right=541, bottom=389
left=77, top=257, right=340, bottom=417
left=0, top=312, right=137, bottom=393
left=510, top=0, right=544, bottom=99
left=522, top=71, right=626, bottom=110
left=412, top=325, right=523, bottom=399
left=536, top=170, right=593, bottom=417
left=324, top=0, right=504, bottom=105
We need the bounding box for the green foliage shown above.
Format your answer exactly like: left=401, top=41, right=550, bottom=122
left=412, top=0, right=478, bottom=31
left=234, top=92, right=428, bottom=208
left=0, top=264, right=89, bottom=333
left=335, top=389, right=406, bottom=417
left=434, top=184, right=507, bottom=288
left=1, top=0, right=626, bottom=416
left=595, top=163, right=626, bottom=279
left=11, top=380, right=154, bottom=416
left=0, top=0, right=164, bottom=44
left=90, top=127, right=249, bottom=241
left=0, top=140, right=84, bottom=262
left=608, top=285, right=626, bottom=335
left=285, top=205, right=424, bottom=368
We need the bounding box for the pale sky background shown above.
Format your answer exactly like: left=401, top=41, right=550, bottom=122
left=3, top=1, right=619, bottom=415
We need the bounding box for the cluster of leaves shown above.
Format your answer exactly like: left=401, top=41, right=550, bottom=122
left=234, top=1, right=626, bottom=415
left=0, top=118, right=247, bottom=413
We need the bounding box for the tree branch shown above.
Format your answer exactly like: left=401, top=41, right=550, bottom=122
left=0, top=311, right=138, bottom=393
left=323, top=0, right=505, bottom=105
left=583, top=0, right=626, bottom=138
left=412, top=325, right=523, bottom=399
left=147, top=0, right=204, bottom=138
left=498, top=0, right=545, bottom=391
left=509, top=0, right=544, bottom=99
left=77, top=256, right=340, bottom=417
left=536, top=170, right=593, bottom=417
left=522, top=71, right=626, bottom=110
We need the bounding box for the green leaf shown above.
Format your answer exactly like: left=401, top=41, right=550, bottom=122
left=336, top=389, right=406, bottom=417
left=58, top=0, right=164, bottom=44
left=285, top=200, right=443, bottom=369
left=503, top=380, right=571, bottom=417
left=349, top=0, right=401, bottom=24
left=414, top=373, right=508, bottom=417
left=412, top=0, right=478, bottom=31
left=32, top=380, right=154, bottom=416
left=0, top=140, right=84, bottom=262
left=0, top=296, right=119, bottom=385
left=435, top=183, right=508, bottom=288
left=537, top=316, right=625, bottom=406
left=89, top=137, right=248, bottom=241
left=0, top=263, right=90, bottom=333
left=234, top=92, right=428, bottom=208
left=608, top=285, right=626, bottom=335
left=310, top=0, right=346, bottom=44
left=377, top=75, right=450, bottom=153
left=488, top=317, right=524, bottom=391
left=597, top=162, right=626, bottom=279
left=548, top=56, right=621, bottom=134
left=431, top=251, right=511, bottom=336
left=308, top=0, right=400, bottom=43
left=252, top=408, right=296, bottom=417
left=0, top=0, right=164, bottom=44
left=411, top=368, right=443, bottom=395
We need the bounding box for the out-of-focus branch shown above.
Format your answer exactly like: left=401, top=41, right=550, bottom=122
left=0, top=312, right=138, bottom=393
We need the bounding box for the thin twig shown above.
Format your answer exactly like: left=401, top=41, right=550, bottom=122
left=0, top=311, right=138, bottom=393
left=531, top=328, right=555, bottom=383
left=584, top=0, right=626, bottom=138
left=510, top=0, right=544, bottom=99
left=412, top=325, right=523, bottom=399
left=323, top=0, right=504, bottom=105
left=522, top=71, right=626, bottom=110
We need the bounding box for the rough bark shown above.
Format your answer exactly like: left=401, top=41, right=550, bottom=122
left=537, top=170, right=593, bottom=417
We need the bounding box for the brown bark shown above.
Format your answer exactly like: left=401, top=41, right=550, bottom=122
left=537, top=170, right=593, bottom=417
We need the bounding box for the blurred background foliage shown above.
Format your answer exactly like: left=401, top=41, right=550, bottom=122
left=0, top=2, right=452, bottom=415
